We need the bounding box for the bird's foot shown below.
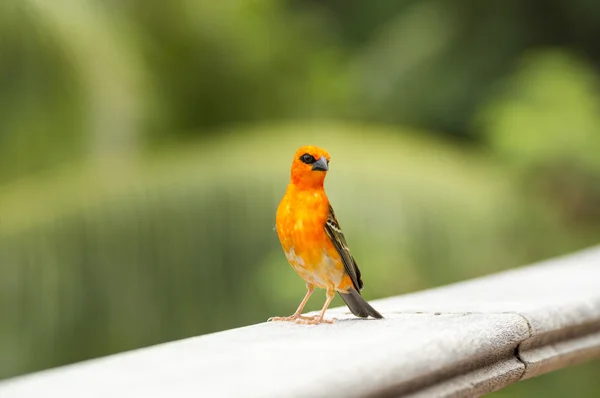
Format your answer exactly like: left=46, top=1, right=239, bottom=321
left=296, top=314, right=319, bottom=321
left=294, top=317, right=335, bottom=325
left=268, top=313, right=321, bottom=322
left=268, top=315, right=295, bottom=322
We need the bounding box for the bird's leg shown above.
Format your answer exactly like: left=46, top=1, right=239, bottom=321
left=295, top=288, right=336, bottom=325
left=292, top=284, right=321, bottom=320
left=268, top=284, right=316, bottom=322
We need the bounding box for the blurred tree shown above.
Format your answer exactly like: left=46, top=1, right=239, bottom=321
left=115, top=0, right=354, bottom=142
left=476, top=49, right=600, bottom=225
left=5, top=0, right=600, bottom=176
left=0, top=1, right=83, bottom=181
left=296, top=0, right=600, bottom=140
left=0, top=0, right=150, bottom=183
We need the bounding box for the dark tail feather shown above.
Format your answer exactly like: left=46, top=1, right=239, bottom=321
left=339, top=289, right=384, bottom=319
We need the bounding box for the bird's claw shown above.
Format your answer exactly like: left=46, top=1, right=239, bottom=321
left=268, top=314, right=333, bottom=324
left=267, top=314, right=316, bottom=322
left=297, top=314, right=319, bottom=320
left=267, top=316, right=294, bottom=322
left=294, top=317, right=335, bottom=325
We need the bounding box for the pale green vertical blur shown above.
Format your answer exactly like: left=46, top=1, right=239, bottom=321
left=0, top=0, right=599, bottom=395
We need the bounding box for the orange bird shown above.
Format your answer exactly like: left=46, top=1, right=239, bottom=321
left=270, top=145, right=383, bottom=324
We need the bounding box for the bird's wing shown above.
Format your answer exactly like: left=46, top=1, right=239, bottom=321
left=324, top=204, right=363, bottom=291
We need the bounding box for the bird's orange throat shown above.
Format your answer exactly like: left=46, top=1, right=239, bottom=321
left=290, top=170, right=327, bottom=189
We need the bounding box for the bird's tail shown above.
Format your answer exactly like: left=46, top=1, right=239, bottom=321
left=338, top=289, right=384, bottom=319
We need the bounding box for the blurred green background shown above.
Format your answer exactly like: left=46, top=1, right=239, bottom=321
left=1, top=0, right=599, bottom=395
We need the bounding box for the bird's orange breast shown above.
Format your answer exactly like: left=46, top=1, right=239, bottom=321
left=276, top=186, right=353, bottom=291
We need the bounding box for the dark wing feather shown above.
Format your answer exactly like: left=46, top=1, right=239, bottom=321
left=325, top=204, right=363, bottom=291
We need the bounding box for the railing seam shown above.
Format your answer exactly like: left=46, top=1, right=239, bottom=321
left=512, top=313, right=534, bottom=377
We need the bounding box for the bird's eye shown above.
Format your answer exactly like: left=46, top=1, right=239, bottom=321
left=300, top=153, right=316, bottom=164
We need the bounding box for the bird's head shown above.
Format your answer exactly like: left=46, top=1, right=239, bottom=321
left=290, top=145, right=331, bottom=188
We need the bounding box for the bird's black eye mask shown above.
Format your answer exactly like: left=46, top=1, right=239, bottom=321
left=300, top=153, right=330, bottom=171
left=299, top=153, right=330, bottom=165
left=299, top=153, right=316, bottom=164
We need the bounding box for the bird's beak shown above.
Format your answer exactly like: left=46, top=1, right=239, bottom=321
left=312, top=156, right=329, bottom=171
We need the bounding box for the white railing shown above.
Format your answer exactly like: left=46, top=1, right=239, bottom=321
left=1, top=246, right=599, bottom=398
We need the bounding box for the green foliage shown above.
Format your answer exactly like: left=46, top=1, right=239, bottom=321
left=0, top=0, right=353, bottom=182
left=0, top=1, right=84, bottom=181
left=116, top=0, right=353, bottom=138
left=303, top=0, right=600, bottom=136
left=478, top=50, right=600, bottom=172
left=477, top=49, right=600, bottom=224
left=0, top=0, right=152, bottom=180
